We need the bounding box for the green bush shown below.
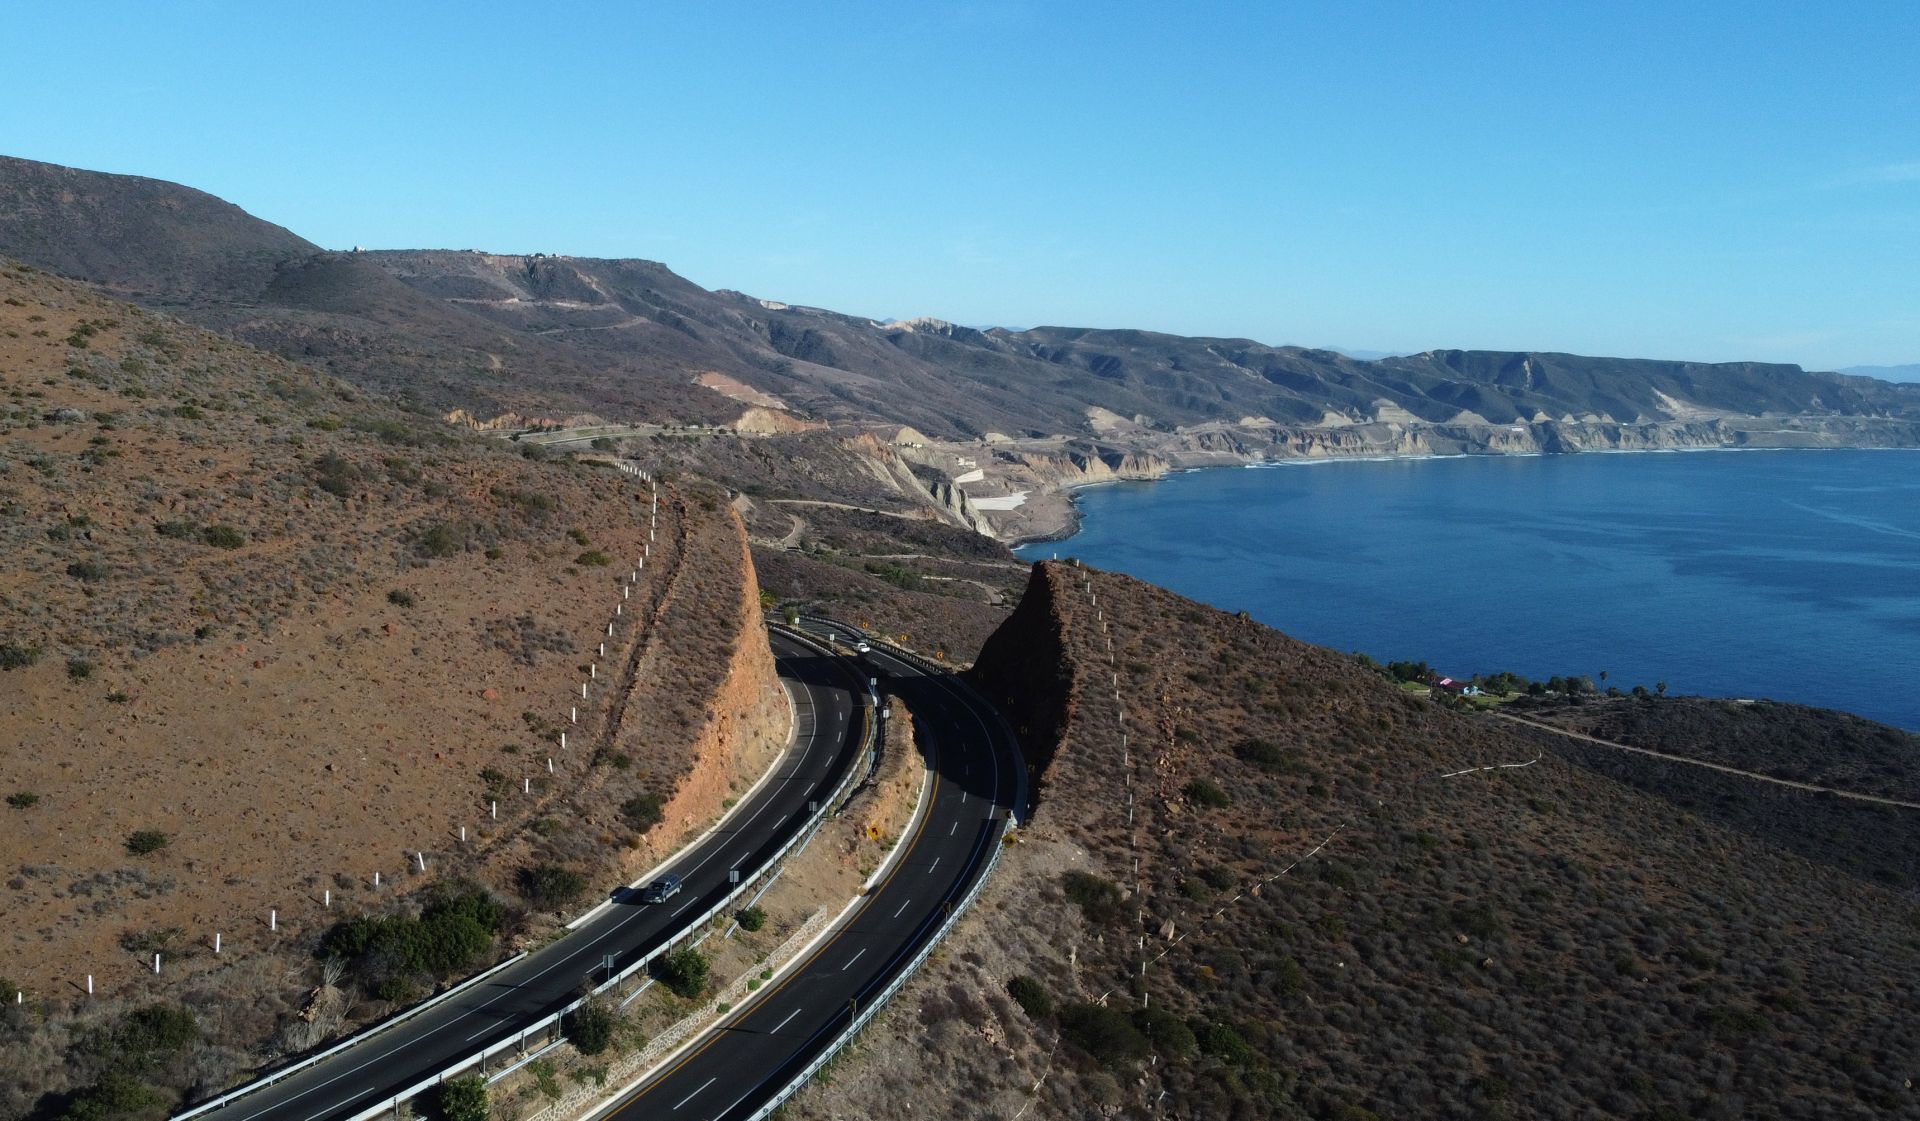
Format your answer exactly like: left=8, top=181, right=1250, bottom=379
left=312, top=452, right=360, bottom=497
left=66, top=658, right=94, bottom=680
left=1132, top=1004, right=1197, bottom=1059
left=1183, top=778, right=1232, bottom=808
left=155, top=519, right=198, bottom=540
left=658, top=948, right=710, bottom=999
left=66, top=560, right=108, bottom=582
left=518, top=863, right=587, bottom=910
left=417, top=523, right=466, bottom=558
left=431, top=1074, right=489, bottom=1121
left=7, top=791, right=40, bottom=809
left=736, top=906, right=766, bottom=933
left=58, top=1071, right=167, bottom=1121
left=567, top=528, right=591, bottom=546
left=201, top=524, right=246, bottom=549
left=0, top=642, right=43, bottom=670
left=574, top=550, right=612, bottom=567
left=1007, top=975, right=1053, bottom=1020
left=1062, top=870, right=1125, bottom=924
left=621, top=792, right=665, bottom=834
left=1234, top=738, right=1309, bottom=774
left=125, top=830, right=169, bottom=855
left=565, top=1000, right=617, bottom=1056
left=1059, top=1002, right=1150, bottom=1068
left=1195, top=1020, right=1256, bottom=1066
left=387, top=588, right=416, bottom=608
left=321, top=884, right=504, bottom=989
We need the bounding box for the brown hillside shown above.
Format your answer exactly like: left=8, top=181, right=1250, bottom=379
left=0, top=262, right=781, bottom=1117
left=784, top=562, right=1919, bottom=1121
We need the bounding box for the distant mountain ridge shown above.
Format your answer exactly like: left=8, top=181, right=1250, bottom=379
left=4, top=153, right=1919, bottom=448
left=1842, top=363, right=1920, bottom=383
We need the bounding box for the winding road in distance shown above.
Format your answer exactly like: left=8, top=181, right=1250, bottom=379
left=185, top=629, right=868, bottom=1121
left=594, top=620, right=1025, bottom=1121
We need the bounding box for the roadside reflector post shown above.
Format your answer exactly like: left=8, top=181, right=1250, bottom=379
left=374, top=871, right=381, bottom=887
left=86, top=974, right=93, bottom=995
left=560, top=732, right=567, bottom=750
left=460, top=826, right=467, bottom=842
left=548, top=758, right=555, bottom=774
left=524, top=778, right=531, bottom=794
left=324, top=889, right=331, bottom=908
left=214, top=932, right=221, bottom=954
left=491, top=800, right=498, bottom=819
left=153, top=953, right=161, bottom=975
left=571, top=707, right=577, bottom=724
left=269, top=909, right=277, bottom=932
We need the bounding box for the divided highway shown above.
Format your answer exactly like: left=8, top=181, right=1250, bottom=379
left=597, top=621, right=1025, bottom=1121
left=186, top=629, right=868, bottom=1121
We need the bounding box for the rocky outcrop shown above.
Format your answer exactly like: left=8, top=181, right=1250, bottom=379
left=926, top=478, right=996, bottom=537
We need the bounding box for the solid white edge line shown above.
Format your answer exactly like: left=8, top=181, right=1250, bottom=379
left=567, top=658, right=807, bottom=931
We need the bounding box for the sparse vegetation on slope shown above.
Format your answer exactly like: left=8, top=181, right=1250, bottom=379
left=783, top=562, right=1919, bottom=1121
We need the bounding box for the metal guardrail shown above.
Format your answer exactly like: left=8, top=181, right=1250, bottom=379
left=329, top=623, right=877, bottom=1121
left=740, top=617, right=1025, bottom=1121
left=172, top=624, right=872, bottom=1121
left=744, top=821, right=1015, bottom=1121
left=171, top=950, right=530, bottom=1121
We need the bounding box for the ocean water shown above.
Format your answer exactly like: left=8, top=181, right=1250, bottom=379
left=1015, top=449, right=1920, bottom=730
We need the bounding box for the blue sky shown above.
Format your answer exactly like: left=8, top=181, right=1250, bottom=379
left=2, top=1, right=1915, bottom=369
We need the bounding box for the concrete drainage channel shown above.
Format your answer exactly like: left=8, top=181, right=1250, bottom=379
left=172, top=624, right=876, bottom=1121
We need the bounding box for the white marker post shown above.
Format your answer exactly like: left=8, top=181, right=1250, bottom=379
left=547, top=757, right=555, bottom=774
left=570, top=706, right=577, bottom=724
left=460, top=826, right=467, bottom=842
left=324, top=889, right=331, bottom=908
left=560, top=731, right=568, bottom=750
left=581, top=682, right=588, bottom=698
left=374, top=871, right=381, bottom=887
left=523, top=777, right=531, bottom=794
left=214, top=932, right=221, bottom=955
left=491, top=800, right=498, bottom=820
left=86, top=974, right=93, bottom=995
left=416, top=852, right=427, bottom=872
left=269, top=909, right=277, bottom=932
left=591, top=663, right=597, bottom=680
left=153, top=954, right=161, bottom=975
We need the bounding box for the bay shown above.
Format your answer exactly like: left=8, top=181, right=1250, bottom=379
left=1015, top=449, right=1920, bottom=730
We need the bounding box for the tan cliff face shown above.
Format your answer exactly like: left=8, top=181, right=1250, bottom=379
left=618, top=508, right=788, bottom=877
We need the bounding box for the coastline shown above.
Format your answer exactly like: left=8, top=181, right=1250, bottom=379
left=1004, top=442, right=1920, bottom=551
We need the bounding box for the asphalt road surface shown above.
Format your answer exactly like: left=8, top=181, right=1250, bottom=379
left=195, top=629, right=868, bottom=1121
left=598, top=623, right=1024, bottom=1121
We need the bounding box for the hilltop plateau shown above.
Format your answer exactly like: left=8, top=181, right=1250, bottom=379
left=0, top=262, right=786, bottom=1117
left=782, top=563, right=1919, bottom=1120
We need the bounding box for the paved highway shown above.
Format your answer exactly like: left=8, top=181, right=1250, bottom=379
left=597, top=622, right=1024, bottom=1121
left=190, top=629, right=868, bottom=1121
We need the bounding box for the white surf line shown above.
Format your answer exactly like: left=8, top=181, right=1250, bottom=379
left=841, top=947, right=868, bottom=972
left=672, top=1076, right=715, bottom=1110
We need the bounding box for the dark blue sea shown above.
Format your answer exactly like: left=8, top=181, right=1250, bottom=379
left=1016, top=449, right=1920, bottom=730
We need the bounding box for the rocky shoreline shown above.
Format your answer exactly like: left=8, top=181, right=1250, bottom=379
left=975, top=414, right=1920, bottom=546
